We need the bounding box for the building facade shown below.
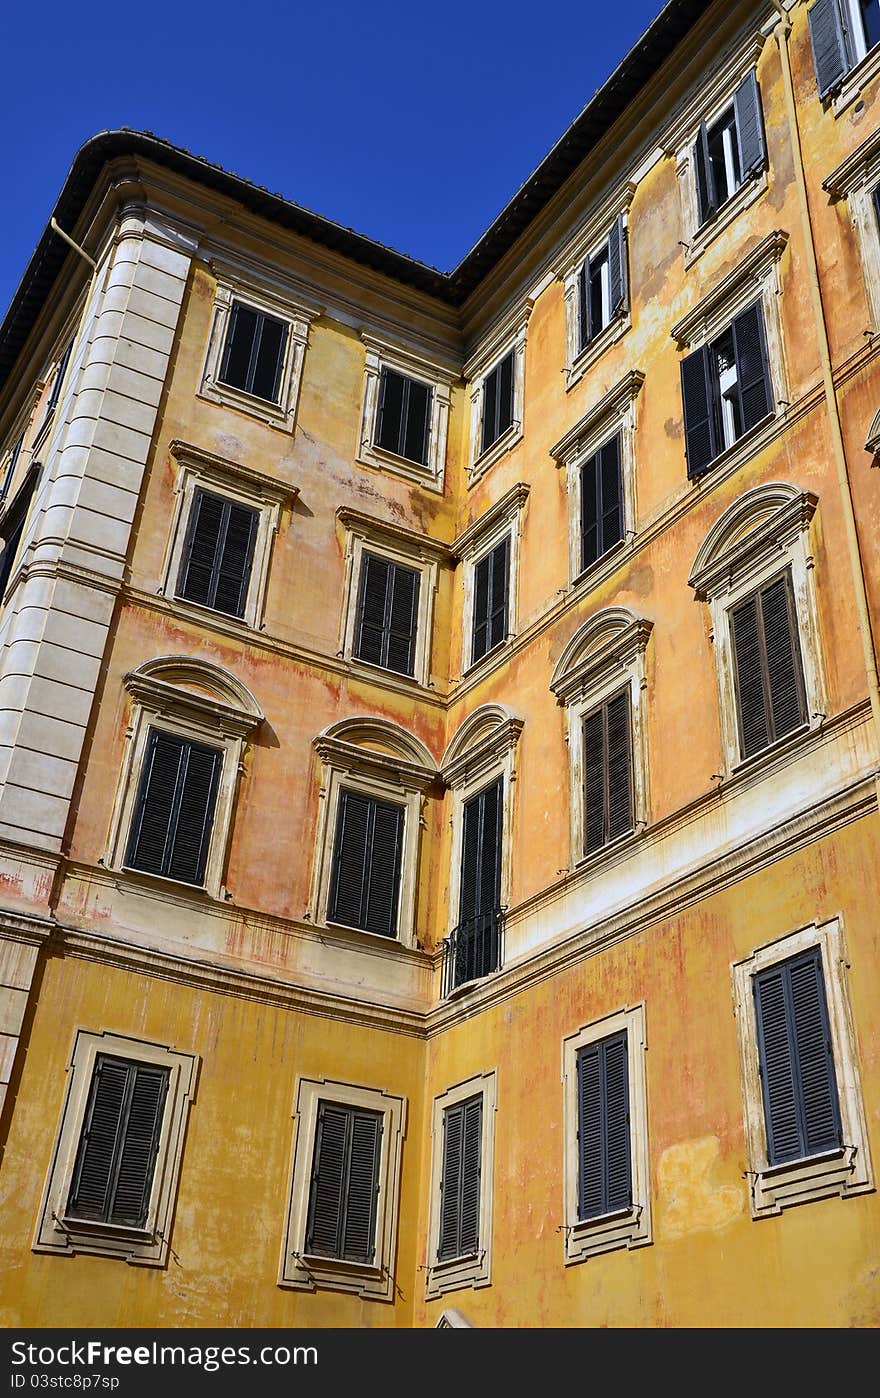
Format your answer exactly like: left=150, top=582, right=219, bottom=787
left=0, top=0, right=879, bottom=1327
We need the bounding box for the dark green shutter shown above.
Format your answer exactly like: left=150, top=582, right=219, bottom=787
left=808, top=0, right=850, bottom=99
left=734, top=70, right=767, bottom=181
left=731, top=572, right=806, bottom=760
left=581, top=435, right=623, bottom=572
left=583, top=690, right=634, bottom=855
left=438, top=1095, right=482, bottom=1261
left=681, top=346, right=718, bottom=477
left=354, top=552, right=420, bottom=676
left=305, top=1102, right=382, bottom=1264
left=458, top=777, right=502, bottom=924
left=471, top=536, right=509, bottom=664
left=754, top=949, right=842, bottom=1166
left=125, top=730, right=222, bottom=886
left=67, top=1056, right=169, bottom=1227
left=731, top=302, right=772, bottom=435
left=177, top=488, right=258, bottom=619
left=577, top=1032, right=631, bottom=1220
left=607, top=215, right=627, bottom=319
left=328, top=788, right=404, bottom=938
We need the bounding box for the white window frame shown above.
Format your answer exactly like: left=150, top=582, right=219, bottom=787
left=550, top=371, right=643, bottom=587
left=688, top=483, right=827, bottom=778
left=830, top=0, right=880, bottom=114
left=441, top=705, right=523, bottom=937
left=104, top=656, right=263, bottom=899
left=308, top=718, right=438, bottom=948
left=279, top=1075, right=406, bottom=1301
left=160, top=439, right=297, bottom=630
left=464, top=305, right=531, bottom=484
left=199, top=267, right=317, bottom=432
left=550, top=608, right=652, bottom=870
left=336, top=507, right=451, bottom=690
left=561, top=1003, right=651, bottom=1263
left=731, top=915, right=873, bottom=1219
left=454, top=483, right=529, bottom=678
left=823, top=126, right=880, bottom=334
left=356, top=334, right=454, bottom=492
left=425, top=1069, right=497, bottom=1299
left=33, top=1029, right=198, bottom=1266
left=671, top=230, right=789, bottom=479
left=559, top=184, right=635, bottom=390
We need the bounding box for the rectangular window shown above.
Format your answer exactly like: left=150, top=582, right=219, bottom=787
left=327, top=787, right=404, bottom=938
left=218, top=299, right=289, bottom=403
left=46, top=341, right=73, bottom=417
left=577, top=1031, right=631, bottom=1221
left=577, top=214, right=627, bottom=351
left=125, top=729, right=223, bottom=886
left=438, top=1094, right=482, bottom=1261
left=694, top=72, right=765, bottom=227
left=810, top=0, right=880, bottom=96
left=580, top=435, right=624, bottom=572
left=480, top=351, right=515, bottom=455
left=67, top=1055, right=170, bottom=1228
left=753, top=948, right=842, bottom=1166
left=471, top=536, right=509, bottom=665
left=446, top=777, right=503, bottom=993
left=304, top=1100, right=383, bottom=1264
left=0, top=467, right=38, bottom=601
left=176, top=488, right=259, bottom=619
left=583, top=689, right=633, bottom=855
left=0, top=434, right=23, bottom=504
left=354, top=552, right=421, bottom=677
left=374, top=367, right=432, bottom=466
left=730, top=570, right=807, bottom=760
left=680, top=299, right=772, bottom=477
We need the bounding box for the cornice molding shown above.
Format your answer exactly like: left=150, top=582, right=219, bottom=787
left=671, top=229, right=789, bottom=347
left=550, top=371, right=646, bottom=464
left=550, top=611, right=654, bottom=705
left=453, top=483, right=530, bottom=559
left=823, top=123, right=880, bottom=200
left=168, top=440, right=299, bottom=503
left=688, top=483, right=818, bottom=599
left=336, top=506, right=454, bottom=563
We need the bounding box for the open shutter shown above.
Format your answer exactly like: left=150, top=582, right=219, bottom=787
left=761, top=573, right=807, bottom=741
left=808, top=0, right=850, bottom=99
left=734, top=70, right=767, bottom=180
left=731, top=302, right=772, bottom=435
left=730, top=593, right=770, bottom=758
left=165, top=741, right=222, bottom=886
left=498, top=350, right=515, bottom=438
left=607, top=215, right=628, bottom=318
left=459, top=1096, right=483, bottom=1256
left=341, top=1109, right=383, bottom=1263
left=577, top=256, right=592, bottom=349
left=375, top=368, right=404, bottom=455
left=481, top=365, right=499, bottom=455
left=681, top=346, right=718, bottom=477
left=605, top=690, right=634, bottom=843
left=694, top=121, right=715, bottom=224
left=403, top=378, right=432, bottom=466
left=250, top=313, right=288, bottom=403
left=386, top=564, right=420, bottom=676
left=306, top=1103, right=349, bottom=1256
left=874, top=183, right=880, bottom=232
left=110, top=1065, right=169, bottom=1226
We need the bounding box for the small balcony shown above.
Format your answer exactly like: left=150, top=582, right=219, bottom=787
left=441, top=908, right=504, bottom=997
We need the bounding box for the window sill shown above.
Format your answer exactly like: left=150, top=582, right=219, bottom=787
left=356, top=440, right=442, bottom=492
left=197, top=379, right=292, bottom=433
left=728, top=719, right=813, bottom=783
left=570, top=536, right=630, bottom=591
left=279, top=1249, right=389, bottom=1298
left=425, top=1249, right=489, bottom=1299
left=749, top=1143, right=865, bottom=1218
left=461, top=637, right=511, bottom=680
left=684, top=172, right=768, bottom=268
left=467, top=423, right=523, bottom=487
left=169, top=591, right=248, bottom=627
left=832, top=44, right=880, bottom=117
left=564, top=1201, right=649, bottom=1263
left=566, top=312, right=631, bottom=392
left=347, top=654, right=420, bottom=688
left=689, top=410, right=776, bottom=487
left=574, top=824, right=643, bottom=875
left=324, top=916, right=399, bottom=944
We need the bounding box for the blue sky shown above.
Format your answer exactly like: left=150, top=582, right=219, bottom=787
left=0, top=0, right=664, bottom=316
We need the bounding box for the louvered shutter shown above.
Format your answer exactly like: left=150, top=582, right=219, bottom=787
left=459, top=1096, right=483, bottom=1256
left=607, top=215, right=628, bottom=318
left=583, top=691, right=633, bottom=854
left=874, top=183, right=880, bottom=231
left=481, top=365, right=499, bottom=454
left=305, top=1102, right=382, bottom=1263
left=681, top=346, right=718, bottom=477
left=754, top=950, right=841, bottom=1166
left=694, top=121, right=715, bottom=225
left=731, top=301, right=772, bottom=434
left=583, top=708, right=607, bottom=855
left=364, top=797, right=405, bottom=938
left=734, top=70, right=767, bottom=181
left=211, top=502, right=258, bottom=616
left=471, top=551, right=492, bottom=663
left=68, top=1057, right=168, bottom=1227
left=385, top=564, right=420, bottom=675
left=481, top=352, right=515, bottom=453
left=177, top=489, right=258, bottom=619
left=219, top=302, right=287, bottom=402
left=342, top=1110, right=383, bottom=1262
left=498, top=351, right=514, bottom=438
left=761, top=573, right=807, bottom=740
left=438, top=1102, right=464, bottom=1260
left=438, top=1095, right=482, bottom=1260
left=808, top=0, right=850, bottom=99
left=581, top=437, right=624, bottom=573
left=403, top=378, right=432, bottom=466
left=578, top=256, right=592, bottom=349
left=731, top=593, right=770, bottom=758
left=355, top=553, right=391, bottom=667
left=328, top=789, right=404, bottom=938
left=577, top=1032, right=631, bottom=1220
left=375, top=368, right=405, bottom=455
left=471, top=537, right=509, bottom=663
left=218, top=301, right=256, bottom=390
left=355, top=553, right=420, bottom=676
left=306, top=1103, right=348, bottom=1256
left=47, top=341, right=73, bottom=414
left=458, top=792, right=482, bottom=926
left=458, top=777, right=502, bottom=924
left=165, top=742, right=223, bottom=885
left=126, top=731, right=222, bottom=885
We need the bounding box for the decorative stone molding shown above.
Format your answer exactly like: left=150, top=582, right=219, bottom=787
left=356, top=333, right=455, bottom=491
left=425, top=1069, right=497, bottom=1299
left=671, top=230, right=789, bottom=349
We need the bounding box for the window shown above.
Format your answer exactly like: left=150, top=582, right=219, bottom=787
left=280, top=1076, right=406, bottom=1300
left=562, top=1004, right=650, bottom=1262
left=426, top=1070, right=497, bottom=1298
left=162, top=440, right=296, bottom=631
left=693, top=72, right=766, bottom=227
left=0, top=464, right=39, bottom=601
left=732, top=917, right=873, bottom=1218
left=104, top=656, right=263, bottom=899
left=199, top=271, right=316, bottom=431
left=124, top=729, right=222, bottom=887
left=577, top=215, right=627, bottom=351
left=44, top=340, right=73, bottom=420
left=465, top=305, right=531, bottom=481
left=688, top=483, right=826, bottom=778
left=681, top=300, right=772, bottom=477
left=550, top=608, right=651, bottom=870
left=560, top=189, right=634, bottom=388
left=309, top=717, right=438, bottom=948
left=0, top=434, right=23, bottom=505
left=810, top=0, right=880, bottom=100
left=33, top=1030, right=197, bottom=1265
left=327, top=787, right=405, bottom=939
left=454, top=483, right=529, bottom=677
left=823, top=126, right=880, bottom=334
left=336, top=507, right=449, bottom=689
left=551, top=371, right=643, bottom=585
left=357, top=336, right=453, bottom=490
left=730, top=570, right=807, bottom=760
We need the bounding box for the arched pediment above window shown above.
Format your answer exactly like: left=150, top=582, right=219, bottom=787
left=688, top=483, right=818, bottom=601
left=865, top=406, right=880, bottom=455
left=442, top=703, right=524, bottom=787
left=123, top=655, right=263, bottom=736
left=314, top=715, right=438, bottom=791
left=550, top=607, right=652, bottom=707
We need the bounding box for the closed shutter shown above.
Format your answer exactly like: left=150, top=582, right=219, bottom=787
left=471, top=536, right=509, bottom=664
left=46, top=341, right=73, bottom=415
left=754, top=949, right=842, bottom=1166
left=694, top=121, right=715, bottom=224
left=67, top=1056, right=169, bottom=1227
left=607, top=214, right=628, bottom=319
left=177, top=489, right=258, bottom=619
left=458, top=777, right=502, bottom=924
left=730, top=572, right=806, bottom=760
left=580, top=435, right=623, bottom=572
left=582, top=690, right=634, bottom=855
left=681, top=346, right=718, bottom=477
left=808, top=0, right=850, bottom=99
left=305, top=1102, right=383, bottom=1263
left=218, top=301, right=288, bottom=403
left=328, top=788, right=404, bottom=938
left=354, top=552, right=420, bottom=676
left=375, top=368, right=433, bottom=466
left=874, top=183, right=880, bottom=231
left=125, top=730, right=222, bottom=886
left=733, top=70, right=767, bottom=180
left=438, top=1095, right=482, bottom=1261
left=731, top=301, right=772, bottom=435
left=480, top=351, right=515, bottom=453
left=577, top=1032, right=631, bottom=1221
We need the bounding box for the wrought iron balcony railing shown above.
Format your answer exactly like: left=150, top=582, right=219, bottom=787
left=442, top=908, right=504, bottom=997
